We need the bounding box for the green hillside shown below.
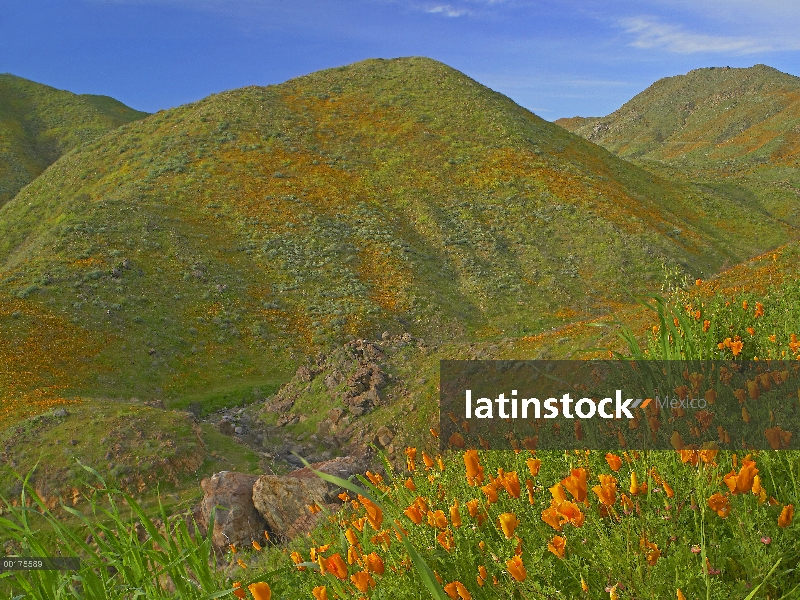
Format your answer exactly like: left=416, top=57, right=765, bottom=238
left=0, top=74, right=147, bottom=206
left=556, top=65, right=800, bottom=166
left=556, top=65, right=800, bottom=227
left=1, top=57, right=796, bottom=422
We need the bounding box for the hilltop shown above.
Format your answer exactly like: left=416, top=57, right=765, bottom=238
left=0, top=74, right=147, bottom=206
left=556, top=64, right=800, bottom=167
left=0, top=57, right=796, bottom=423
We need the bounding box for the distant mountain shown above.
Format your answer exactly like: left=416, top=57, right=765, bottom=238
left=0, top=74, right=147, bottom=206
left=1, top=57, right=795, bottom=418
left=556, top=65, right=800, bottom=168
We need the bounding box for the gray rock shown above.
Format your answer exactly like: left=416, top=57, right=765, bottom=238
left=199, top=471, right=267, bottom=548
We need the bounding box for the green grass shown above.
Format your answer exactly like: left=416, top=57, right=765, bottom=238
left=0, top=74, right=147, bottom=207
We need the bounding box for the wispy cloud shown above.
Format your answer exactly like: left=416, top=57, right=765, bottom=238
left=620, top=17, right=772, bottom=54
left=425, top=4, right=471, bottom=17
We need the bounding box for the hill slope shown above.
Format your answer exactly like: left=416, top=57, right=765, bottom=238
left=0, top=74, right=148, bottom=206
left=556, top=65, right=800, bottom=227
left=556, top=65, right=800, bottom=167
left=1, top=57, right=795, bottom=420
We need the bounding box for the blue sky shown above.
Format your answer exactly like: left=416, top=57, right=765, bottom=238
left=1, top=0, right=799, bottom=120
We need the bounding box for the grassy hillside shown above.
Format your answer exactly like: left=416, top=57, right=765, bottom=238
left=556, top=65, right=800, bottom=167
left=0, top=74, right=147, bottom=206
left=1, top=57, right=797, bottom=424
left=556, top=65, right=800, bottom=228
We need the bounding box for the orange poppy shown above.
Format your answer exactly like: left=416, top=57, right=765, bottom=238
left=497, top=512, right=519, bottom=538
left=592, top=474, right=617, bottom=507
left=605, top=453, right=622, bottom=471
left=506, top=556, right=526, bottom=582
left=365, top=552, right=384, bottom=575
left=326, top=554, right=348, bottom=580
left=450, top=500, right=462, bottom=527
left=350, top=571, right=375, bottom=593
left=778, top=504, right=794, bottom=528
left=561, top=468, right=588, bottom=502
left=312, top=587, right=328, bottom=600
left=248, top=582, right=271, bottom=600
left=548, top=535, right=566, bottom=559
left=707, top=493, right=731, bottom=518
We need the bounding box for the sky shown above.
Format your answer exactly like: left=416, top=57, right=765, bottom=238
left=1, top=0, right=799, bottom=121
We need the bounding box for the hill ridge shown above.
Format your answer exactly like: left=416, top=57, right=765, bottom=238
left=0, top=73, right=148, bottom=207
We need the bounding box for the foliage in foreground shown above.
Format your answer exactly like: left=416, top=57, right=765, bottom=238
left=4, top=279, right=800, bottom=599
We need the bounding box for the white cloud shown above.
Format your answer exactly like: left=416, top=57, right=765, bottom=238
left=620, top=16, right=773, bottom=54
left=425, top=4, right=471, bottom=16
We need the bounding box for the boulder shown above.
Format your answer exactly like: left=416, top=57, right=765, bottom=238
left=252, top=476, right=328, bottom=540
left=252, top=455, right=372, bottom=540
left=199, top=471, right=266, bottom=548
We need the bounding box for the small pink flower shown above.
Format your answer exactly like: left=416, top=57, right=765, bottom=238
left=691, top=545, right=701, bottom=554
left=760, top=536, right=771, bottom=545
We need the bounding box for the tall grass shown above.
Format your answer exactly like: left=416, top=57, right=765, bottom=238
left=0, top=465, right=231, bottom=599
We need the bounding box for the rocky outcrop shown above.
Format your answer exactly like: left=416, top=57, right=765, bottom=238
left=252, top=455, right=372, bottom=540
left=197, top=455, right=373, bottom=546
left=199, top=471, right=267, bottom=548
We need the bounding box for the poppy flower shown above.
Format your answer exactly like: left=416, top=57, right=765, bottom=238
left=405, top=447, right=417, bottom=471
left=428, top=510, right=448, bottom=529
left=592, top=474, right=618, bottom=507
left=707, top=493, right=731, bottom=518
left=365, top=552, right=384, bottom=575
left=527, top=457, right=541, bottom=477
left=605, top=453, right=622, bottom=471
left=450, top=500, right=462, bottom=527
left=548, top=535, right=566, bottom=559
left=778, top=504, right=794, bottom=528
left=326, top=554, right=348, bottom=580
left=557, top=501, right=585, bottom=527
left=506, top=555, right=526, bottom=582
left=541, top=505, right=565, bottom=531
left=351, top=571, right=375, bottom=592
left=481, top=483, right=499, bottom=503
left=312, top=587, right=328, bottom=600
left=561, top=468, right=588, bottom=502
left=640, top=538, right=660, bottom=565
left=359, top=496, right=383, bottom=530
left=499, top=471, right=521, bottom=498
left=437, top=529, right=455, bottom=551
left=233, top=582, right=246, bottom=599
left=549, top=482, right=567, bottom=504
left=444, top=581, right=471, bottom=600
left=422, top=451, right=435, bottom=469
left=464, top=450, right=484, bottom=485
left=497, top=512, right=519, bottom=538
left=630, top=472, right=640, bottom=495
left=248, top=582, right=271, bottom=600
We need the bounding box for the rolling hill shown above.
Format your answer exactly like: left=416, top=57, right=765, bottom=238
left=556, top=64, right=800, bottom=167
left=1, top=57, right=797, bottom=423
left=556, top=64, right=800, bottom=227
left=0, top=74, right=147, bottom=206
